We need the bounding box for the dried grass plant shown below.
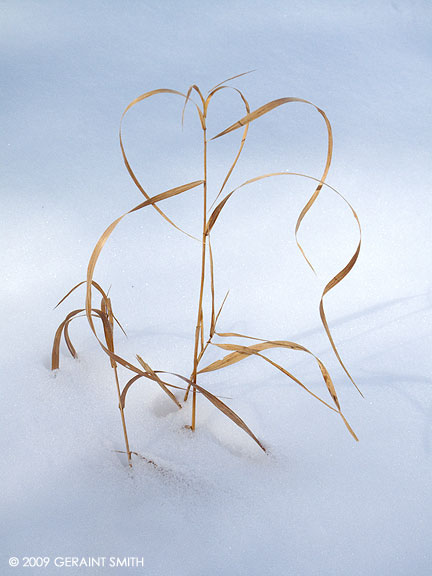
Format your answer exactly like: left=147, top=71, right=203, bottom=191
left=52, top=73, right=361, bottom=466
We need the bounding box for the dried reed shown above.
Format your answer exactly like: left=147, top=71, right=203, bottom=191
left=52, top=73, right=361, bottom=465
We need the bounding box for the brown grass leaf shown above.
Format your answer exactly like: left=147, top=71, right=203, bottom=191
left=211, top=97, right=333, bottom=273
left=200, top=339, right=340, bottom=412
left=182, top=85, right=205, bottom=128
left=205, top=86, right=250, bottom=203
left=209, top=70, right=256, bottom=93
left=120, top=88, right=203, bottom=239
left=85, top=179, right=204, bottom=338
left=136, top=355, right=182, bottom=408
left=205, top=172, right=362, bottom=395
left=54, top=280, right=108, bottom=309
left=192, top=381, right=266, bottom=452
left=203, top=335, right=357, bottom=440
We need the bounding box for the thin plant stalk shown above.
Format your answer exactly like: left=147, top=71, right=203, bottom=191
left=187, top=114, right=208, bottom=430
left=113, top=363, right=132, bottom=466
left=106, top=299, right=132, bottom=466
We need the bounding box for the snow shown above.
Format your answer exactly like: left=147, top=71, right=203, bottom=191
left=1, top=1, right=432, bottom=574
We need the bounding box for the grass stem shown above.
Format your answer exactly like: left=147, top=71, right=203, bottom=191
left=114, top=361, right=132, bottom=466
left=187, top=118, right=208, bottom=429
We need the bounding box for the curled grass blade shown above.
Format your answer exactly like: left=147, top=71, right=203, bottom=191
left=52, top=308, right=116, bottom=370
left=200, top=338, right=339, bottom=412
left=205, top=86, right=250, bottom=207
left=211, top=97, right=333, bottom=272
left=85, top=179, right=204, bottom=344
left=52, top=309, right=83, bottom=369
left=320, top=233, right=362, bottom=395
left=63, top=315, right=79, bottom=359
left=205, top=172, right=361, bottom=395
left=201, top=336, right=357, bottom=440
left=182, top=84, right=206, bottom=128
left=120, top=88, right=204, bottom=240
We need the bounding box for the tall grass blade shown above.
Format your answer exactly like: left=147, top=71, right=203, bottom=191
left=211, top=97, right=333, bottom=272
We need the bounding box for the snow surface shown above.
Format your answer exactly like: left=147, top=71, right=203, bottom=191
left=1, top=1, right=432, bottom=574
